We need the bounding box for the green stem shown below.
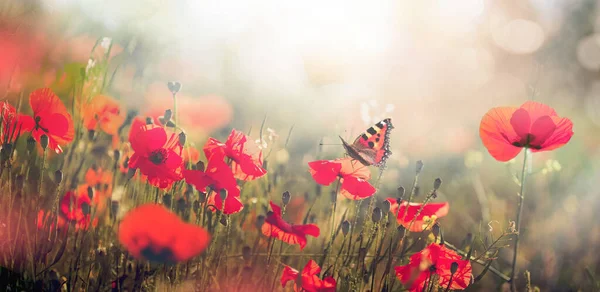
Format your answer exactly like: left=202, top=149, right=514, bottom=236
left=510, top=149, right=529, bottom=290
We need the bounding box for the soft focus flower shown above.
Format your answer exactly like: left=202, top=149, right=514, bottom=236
left=281, top=260, right=336, bottom=292
left=57, top=188, right=97, bottom=230
left=0, top=27, right=46, bottom=95
left=183, top=146, right=200, bottom=164
left=204, top=129, right=267, bottom=181
left=82, top=95, right=125, bottom=136
left=386, top=199, right=449, bottom=232
left=262, top=201, right=319, bottom=250
left=479, top=101, right=573, bottom=161
left=0, top=101, right=25, bottom=144
left=308, top=158, right=376, bottom=200
left=395, top=243, right=472, bottom=292
left=128, top=122, right=184, bottom=188
left=118, top=204, right=210, bottom=263
left=20, top=88, right=74, bottom=153
left=183, top=157, right=243, bottom=214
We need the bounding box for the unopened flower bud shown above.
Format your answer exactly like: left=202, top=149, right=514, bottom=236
left=126, top=168, right=136, bottom=180
left=219, top=189, right=228, bottom=201
left=220, top=215, right=228, bottom=226
left=145, top=117, right=153, bottom=125
left=341, top=220, right=351, bottom=236
left=193, top=200, right=200, bottom=213
left=110, top=201, right=119, bottom=220
left=330, top=190, right=337, bottom=203
left=123, top=156, right=130, bottom=170
left=242, top=246, right=252, bottom=261
left=396, top=226, right=406, bottom=238
left=163, top=109, right=172, bottom=122
left=282, top=191, right=291, bottom=205
left=372, top=207, right=382, bottom=223
left=87, top=186, right=94, bottom=200
left=382, top=200, right=391, bottom=214
left=40, top=134, right=49, bottom=150
left=415, top=160, right=424, bottom=174
left=198, top=192, right=207, bottom=203
left=54, top=170, right=63, bottom=185
left=163, top=194, right=172, bottom=208
left=81, top=203, right=91, bottom=216
left=451, top=262, right=459, bottom=274
left=178, top=132, right=186, bottom=146
left=432, top=222, right=440, bottom=238
left=167, top=81, right=182, bottom=95
left=196, top=161, right=205, bottom=172
left=113, top=150, right=121, bottom=162
left=397, top=186, right=405, bottom=200
left=88, top=130, right=96, bottom=141
left=176, top=197, right=186, bottom=213
left=433, top=178, right=442, bottom=190
left=27, top=136, right=36, bottom=153
left=256, top=215, right=265, bottom=229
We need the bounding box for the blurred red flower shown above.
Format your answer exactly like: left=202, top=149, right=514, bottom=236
left=82, top=95, right=125, bottom=136
left=281, top=260, right=336, bottom=292
left=183, top=146, right=200, bottom=164
left=128, top=122, right=184, bottom=189
left=183, top=157, right=243, bottom=214
left=57, top=188, right=97, bottom=230
left=118, top=204, right=210, bottom=263
left=395, top=243, right=472, bottom=292
left=20, top=88, right=74, bottom=153
left=262, top=201, right=319, bottom=250
left=204, top=129, right=267, bottom=181
left=386, top=199, right=449, bottom=232
left=480, top=101, right=573, bottom=161
left=0, top=101, right=25, bottom=144
left=308, top=158, right=375, bottom=200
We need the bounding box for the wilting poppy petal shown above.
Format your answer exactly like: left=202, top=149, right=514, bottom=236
left=387, top=199, right=449, bottom=232
left=340, top=176, right=376, bottom=200
left=118, top=204, right=210, bottom=263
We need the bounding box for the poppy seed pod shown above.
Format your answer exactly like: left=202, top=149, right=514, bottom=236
left=87, top=129, right=96, bottom=141
left=167, top=81, right=182, bottom=95
left=81, top=203, right=91, bottom=216
left=178, top=132, right=186, bottom=146
left=396, top=226, right=406, bottom=239
left=176, top=198, right=186, bottom=213
left=87, top=186, right=94, bottom=200
left=220, top=215, right=228, bottom=226
left=198, top=192, right=207, bottom=203
left=282, top=191, right=291, bottom=205
left=163, top=109, right=172, bottom=122
left=433, top=178, right=442, bottom=190
left=432, top=222, right=440, bottom=238
left=26, top=136, right=36, bottom=153
left=242, top=246, right=251, bottom=261
left=145, top=117, right=153, bottom=125
left=382, top=200, right=391, bottom=214
left=113, top=150, right=121, bottom=162
left=372, top=207, right=382, bottom=223
left=415, top=160, right=424, bottom=174
left=256, top=215, right=265, bottom=229
left=397, top=186, right=405, bottom=200
left=162, top=194, right=172, bottom=208
left=54, top=170, right=63, bottom=185
left=40, top=134, right=49, bottom=150
left=451, top=262, right=459, bottom=274
left=341, top=220, right=351, bottom=236
left=193, top=200, right=200, bottom=213
left=123, top=156, right=129, bottom=170
left=126, top=168, right=136, bottom=180
left=219, top=189, right=228, bottom=201
left=110, top=201, right=119, bottom=220
left=196, top=161, right=205, bottom=172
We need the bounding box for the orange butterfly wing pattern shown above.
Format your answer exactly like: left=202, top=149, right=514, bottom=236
left=340, top=118, right=393, bottom=168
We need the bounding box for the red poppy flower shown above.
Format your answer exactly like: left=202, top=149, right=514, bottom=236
left=20, top=88, right=75, bottom=153
left=58, top=188, right=97, bottom=230
left=480, top=101, right=574, bottom=161
left=204, top=129, right=267, bottom=181
left=183, top=157, right=243, bottom=214
left=118, top=204, right=211, bottom=263
left=183, top=146, right=200, bottom=164
left=281, top=260, right=337, bottom=292
left=308, top=158, right=376, bottom=200
left=262, top=201, right=319, bottom=250
left=128, top=122, right=184, bottom=189
left=386, top=198, right=449, bottom=232
left=395, top=243, right=472, bottom=292
left=0, top=101, right=25, bottom=144
left=82, top=95, right=125, bottom=136
left=85, top=167, right=113, bottom=194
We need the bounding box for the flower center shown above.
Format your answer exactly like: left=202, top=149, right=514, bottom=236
left=149, top=149, right=168, bottom=165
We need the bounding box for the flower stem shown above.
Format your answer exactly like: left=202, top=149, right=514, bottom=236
left=510, top=149, right=529, bottom=290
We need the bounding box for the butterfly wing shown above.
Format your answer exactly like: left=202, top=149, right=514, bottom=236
left=349, top=118, right=394, bottom=167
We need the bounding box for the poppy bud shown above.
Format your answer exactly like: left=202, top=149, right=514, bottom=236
left=123, top=156, right=130, bottom=170
left=415, top=160, right=424, bottom=174
left=242, top=246, right=252, bottom=261
left=219, top=189, right=228, bottom=201
left=113, top=150, right=121, bottom=162
left=397, top=186, right=405, bottom=200
left=382, top=200, right=391, bottom=214
left=282, top=191, right=291, bottom=205
left=178, top=132, right=186, bottom=146
left=372, top=207, right=382, bottom=223
left=81, top=203, right=91, bottom=216
left=220, top=215, right=228, bottom=226
left=432, top=222, right=440, bottom=238
left=126, top=168, right=136, bottom=180
left=262, top=160, right=268, bottom=170
left=54, top=170, right=63, bottom=185
left=433, top=178, right=442, bottom=190
left=110, top=201, right=119, bottom=220
left=48, top=269, right=60, bottom=281
left=198, top=192, right=207, bottom=203
left=176, top=197, right=186, bottom=212
left=163, top=109, right=172, bottom=122
left=163, top=194, right=172, bottom=208
left=396, top=226, right=406, bottom=239
left=26, top=136, right=36, bottom=153
left=87, top=186, right=94, bottom=200
left=196, top=161, right=205, bottom=172
left=88, top=129, right=96, bottom=141
left=450, top=262, right=459, bottom=274
left=256, top=215, right=265, bottom=229
left=167, top=81, right=182, bottom=95
left=192, top=200, right=200, bottom=213
left=40, top=134, right=49, bottom=150
left=145, top=117, right=153, bottom=125
left=341, top=220, right=351, bottom=236
left=414, top=186, right=420, bottom=197
left=330, top=190, right=337, bottom=203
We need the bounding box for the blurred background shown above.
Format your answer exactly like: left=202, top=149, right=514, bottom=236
left=1, top=0, right=600, bottom=290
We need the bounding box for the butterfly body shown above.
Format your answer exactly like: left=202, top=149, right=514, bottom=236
left=340, top=118, right=393, bottom=168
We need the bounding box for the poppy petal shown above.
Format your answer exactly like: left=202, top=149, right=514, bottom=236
left=510, top=108, right=531, bottom=140
left=534, top=116, right=574, bottom=152
left=529, top=115, right=556, bottom=146
left=479, top=106, right=522, bottom=161
left=308, top=160, right=342, bottom=186
left=281, top=266, right=300, bottom=287
left=340, top=176, right=376, bottom=200
left=520, top=101, right=557, bottom=122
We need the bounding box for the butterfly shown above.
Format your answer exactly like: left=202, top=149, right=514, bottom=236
left=340, top=118, right=393, bottom=168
